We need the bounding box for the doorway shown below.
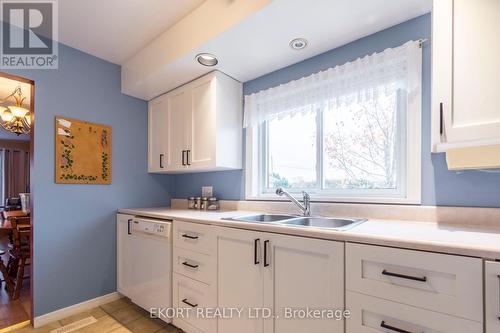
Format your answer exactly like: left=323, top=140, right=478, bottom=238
left=0, top=72, right=34, bottom=330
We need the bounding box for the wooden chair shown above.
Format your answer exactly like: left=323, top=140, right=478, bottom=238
left=8, top=216, right=31, bottom=299
left=0, top=249, right=13, bottom=293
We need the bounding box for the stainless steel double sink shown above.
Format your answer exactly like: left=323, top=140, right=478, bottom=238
left=224, top=214, right=366, bottom=231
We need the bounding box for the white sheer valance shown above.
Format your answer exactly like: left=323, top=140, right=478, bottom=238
left=244, top=40, right=422, bottom=128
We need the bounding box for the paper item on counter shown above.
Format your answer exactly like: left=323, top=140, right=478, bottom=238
left=446, top=144, right=500, bottom=170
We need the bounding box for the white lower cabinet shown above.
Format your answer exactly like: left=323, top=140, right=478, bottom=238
left=117, top=214, right=133, bottom=297
left=346, top=243, right=483, bottom=321
left=173, top=273, right=217, bottom=333
left=346, top=291, right=483, bottom=333
left=173, top=246, right=215, bottom=285
left=215, top=226, right=345, bottom=333
left=264, top=233, right=344, bottom=333
left=172, top=220, right=217, bottom=333
left=216, top=227, right=266, bottom=333
left=170, top=221, right=489, bottom=333
left=486, top=261, right=500, bottom=333
left=345, top=242, right=483, bottom=333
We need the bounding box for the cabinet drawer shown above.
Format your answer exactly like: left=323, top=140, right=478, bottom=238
left=174, top=220, right=215, bottom=255
left=173, top=273, right=216, bottom=333
left=486, top=261, right=500, bottom=333
left=346, top=243, right=482, bottom=321
left=173, top=246, right=215, bottom=285
left=346, top=291, right=482, bottom=333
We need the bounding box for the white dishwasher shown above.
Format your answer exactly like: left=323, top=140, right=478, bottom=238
left=119, top=216, right=172, bottom=322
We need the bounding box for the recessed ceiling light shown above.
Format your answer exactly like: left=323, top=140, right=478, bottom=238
left=289, top=38, right=308, bottom=50
left=196, top=53, right=218, bottom=66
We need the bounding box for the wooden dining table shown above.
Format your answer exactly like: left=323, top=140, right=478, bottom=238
left=0, top=211, right=30, bottom=235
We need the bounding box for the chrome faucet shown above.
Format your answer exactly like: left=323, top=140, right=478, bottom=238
left=275, top=187, right=311, bottom=216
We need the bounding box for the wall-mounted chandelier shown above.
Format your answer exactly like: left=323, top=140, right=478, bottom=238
left=0, top=86, right=31, bottom=136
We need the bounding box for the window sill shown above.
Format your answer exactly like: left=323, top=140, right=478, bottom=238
left=245, top=194, right=421, bottom=205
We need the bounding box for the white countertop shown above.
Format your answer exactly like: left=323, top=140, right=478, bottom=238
left=118, top=207, right=500, bottom=259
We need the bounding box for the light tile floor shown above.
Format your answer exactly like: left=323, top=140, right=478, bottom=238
left=10, top=298, right=183, bottom=333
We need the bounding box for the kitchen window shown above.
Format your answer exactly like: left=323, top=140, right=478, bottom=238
left=244, top=40, right=422, bottom=203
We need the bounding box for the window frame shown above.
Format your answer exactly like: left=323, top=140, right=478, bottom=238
left=245, top=89, right=422, bottom=204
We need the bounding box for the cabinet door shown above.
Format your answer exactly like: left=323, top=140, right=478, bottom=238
left=486, top=261, right=500, bottom=333
left=434, top=0, right=500, bottom=146
left=186, top=75, right=216, bottom=169
left=148, top=89, right=189, bottom=172
left=117, top=214, right=133, bottom=298
left=216, top=226, right=265, bottom=333
left=264, top=234, right=344, bottom=333
left=167, top=88, right=189, bottom=171
left=451, top=0, right=500, bottom=143
left=148, top=96, right=169, bottom=172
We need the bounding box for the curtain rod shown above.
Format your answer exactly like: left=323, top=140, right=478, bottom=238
left=418, top=38, right=428, bottom=48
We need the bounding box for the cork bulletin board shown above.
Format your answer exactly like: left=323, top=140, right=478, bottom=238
left=55, top=116, right=112, bottom=184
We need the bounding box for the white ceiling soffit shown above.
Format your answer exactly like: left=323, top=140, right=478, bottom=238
left=122, top=0, right=432, bottom=101
left=121, top=0, right=272, bottom=100
left=58, top=0, right=206, bottom=65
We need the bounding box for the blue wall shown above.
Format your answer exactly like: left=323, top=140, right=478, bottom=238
left=173, top=13, right=500, bottom=208
left=6, top=43, right=174, bottom=316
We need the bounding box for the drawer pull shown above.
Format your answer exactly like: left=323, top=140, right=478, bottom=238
left=182, top=234, right=199, bottom=240
left=182, top=298, right=198, bottom=308
left=182, top=261, right=199, bottom=269
left=380, top=321, right=419, bottom=333
left=382, top=270, right=427, bottom=282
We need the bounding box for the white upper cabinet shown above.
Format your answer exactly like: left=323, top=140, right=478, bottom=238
left=148, top=95, right=170, bottom=172
left=148, top=71, right=243, bottom=173
left=432, top=0, right=500, bottom=152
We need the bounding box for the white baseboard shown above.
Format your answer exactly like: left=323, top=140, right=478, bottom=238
left=33, top=292, right=122, bottom=328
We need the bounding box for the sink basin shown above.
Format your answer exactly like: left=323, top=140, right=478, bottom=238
left=225, top=214, right=366, bottom=231
left=280, top=217, right=366, bottom=231
left=226, top=214, right=298, bottom=223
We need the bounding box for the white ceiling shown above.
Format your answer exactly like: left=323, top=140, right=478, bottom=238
left=210, top=0, right=433, bottom=83
left=121, top=0, right=432, bottom=100
left=57, top=0, right=205, bottom=64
